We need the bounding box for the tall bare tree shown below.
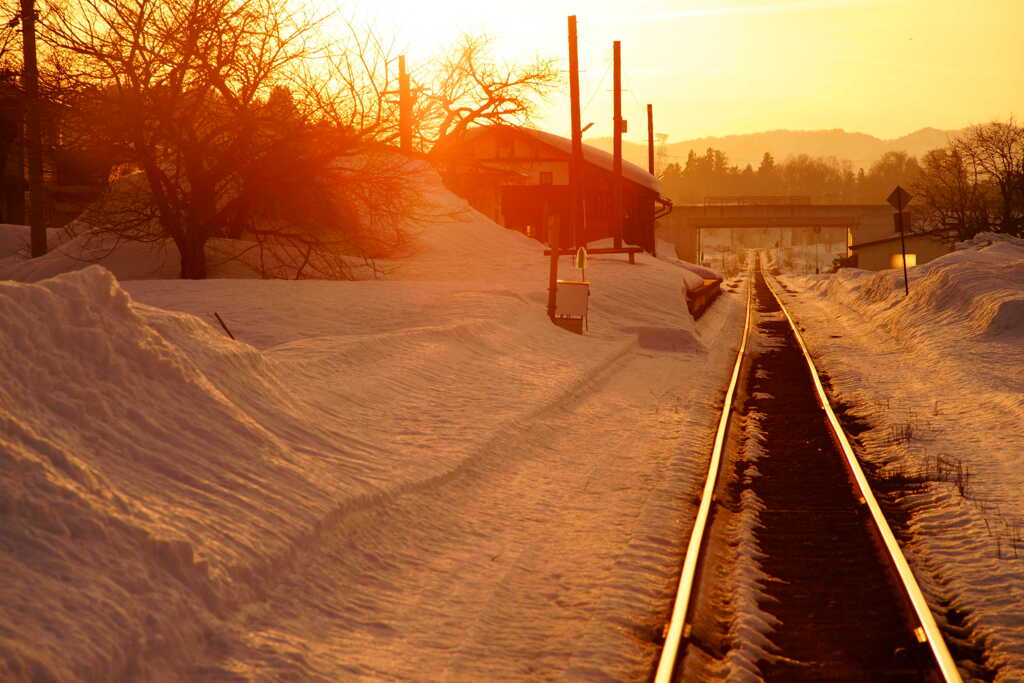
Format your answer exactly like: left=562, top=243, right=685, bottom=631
left=299, top=30, right=559, bottom=153
left=914, top=147, right=989, bottom=240
left=422, top=34, right=558, bottom=149
left=42, top=0, right=331, bottom=278
left=914, top=119, right=1024, bottom=240
left=954, top=119, right=1024, bottom=237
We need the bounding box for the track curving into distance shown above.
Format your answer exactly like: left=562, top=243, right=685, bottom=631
left=654, top=257, right=961, bottom=682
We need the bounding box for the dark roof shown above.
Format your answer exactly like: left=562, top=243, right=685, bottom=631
left=851, top=227, right=955, bottom=249
left=438, top=126, right=661, bottom=193
left=517, top=128, right=661, bottom=193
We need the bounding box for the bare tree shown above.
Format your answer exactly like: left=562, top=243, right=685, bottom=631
left=421, top=34, right=559, bottom=149
left=954, top=118, right=1024, bottom=237
left=914, top=119, right=1024, bottom=240
left=914, top=147, right=989, bottom=240
left=42, top=0, right=329, bottom=278
left=299, top=30, right=559, bottom=153
left=292, top=22, right=403, bottom=143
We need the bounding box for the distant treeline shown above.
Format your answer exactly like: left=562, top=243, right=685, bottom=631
left=661, top=149, right=919, bottom=205
left=662, top=119, right=1024, bottom=241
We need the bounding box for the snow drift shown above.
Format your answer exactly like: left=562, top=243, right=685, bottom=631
left=0, top=266, right=351, bottom=679
left=801, top=233, right=1024, bottom=361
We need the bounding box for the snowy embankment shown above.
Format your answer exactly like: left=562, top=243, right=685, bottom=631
left=778, top=233, right=1024, bottom=680
left=1, top=168, right=746, bottom=680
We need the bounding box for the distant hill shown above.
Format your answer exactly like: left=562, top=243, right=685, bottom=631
left=586, top=127, right=962, bottom=173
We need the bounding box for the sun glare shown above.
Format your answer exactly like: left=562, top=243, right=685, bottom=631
left=335, top=0, right=1023, bottom=143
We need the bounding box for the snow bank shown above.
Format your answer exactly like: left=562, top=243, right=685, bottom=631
left=802, top=233, right=1024, bottom=349
left=650, top=239, right=723, bottom=293
left=0, top=224, right=73, bottom=260
left=0, top=266, right=347, bottom=679
left=0, top=155, right=444, bottom=283
left=0, top=229, right=378, bottom=283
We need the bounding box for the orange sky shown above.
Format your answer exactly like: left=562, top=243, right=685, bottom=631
left=347, top=0, right=1024, bottom=144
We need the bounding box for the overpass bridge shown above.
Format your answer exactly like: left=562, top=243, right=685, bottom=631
left=659, top=200, right=894, bottom=263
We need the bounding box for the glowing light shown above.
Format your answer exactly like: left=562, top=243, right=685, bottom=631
left=891, top=253, right=917, bottom=269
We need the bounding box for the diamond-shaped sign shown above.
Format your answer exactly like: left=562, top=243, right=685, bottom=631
left=887, top=185, right=913, bottom=210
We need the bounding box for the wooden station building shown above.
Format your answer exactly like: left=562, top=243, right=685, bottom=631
left=431, top=126, right=669, bottom=252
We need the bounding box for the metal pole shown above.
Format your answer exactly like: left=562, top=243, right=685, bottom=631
left=20, top=0, right=45, bottom=257
left=612, top=40, right=623, bottom=250
left=568, top=16, right=583, bottom=249
left=897, top=201, right=909, bottom=295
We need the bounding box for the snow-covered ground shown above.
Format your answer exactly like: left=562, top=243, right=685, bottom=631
left=1, top=172, right=747, bottom=680
left=777, top=234, right=1024, bottom=680
left=4, top=156, right=1022, bottom=680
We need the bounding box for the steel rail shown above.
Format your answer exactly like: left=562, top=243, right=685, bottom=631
left=653, top=272, right=753, bottom=683
left=763, top=272, right=962, bottom=683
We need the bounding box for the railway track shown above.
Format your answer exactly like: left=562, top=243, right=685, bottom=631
left=655, top=258, right=962, bottom=682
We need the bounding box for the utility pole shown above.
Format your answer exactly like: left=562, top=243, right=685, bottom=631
left=646, top=104, right=654, bottom=175
left=568, top=15, right=583, bottom=250
left=20, top=0, right=45, bottom=257
left=647, top=103, right=656, bottom=257
left=552, top=15, right=584, bottom=318
left=398, top=56, right=412, bottom=153
left=612, top=40, right=623, bottom=250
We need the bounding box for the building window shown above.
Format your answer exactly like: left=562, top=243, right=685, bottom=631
left=890, top=253, right=917, bottom=268
left=540, top=171, right=553, bottom=185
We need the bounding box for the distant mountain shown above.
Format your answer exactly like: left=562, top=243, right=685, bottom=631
left=586, top=127, right=961, bottom=173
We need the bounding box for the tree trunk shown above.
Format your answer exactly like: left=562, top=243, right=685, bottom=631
left=178, top=235, right=208, bottom=279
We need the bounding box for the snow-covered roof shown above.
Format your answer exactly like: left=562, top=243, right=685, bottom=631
left=850, top=227, right=956, bottom=249
left=516, top=127, right=662, bottom=194
left=437, top=125, right=662, bottom=194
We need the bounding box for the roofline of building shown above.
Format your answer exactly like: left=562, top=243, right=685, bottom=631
left=850, top=227, right=956, bottom=249
left=433, top=125, right=662, bottom=194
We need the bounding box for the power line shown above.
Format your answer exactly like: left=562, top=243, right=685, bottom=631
left=581, top=55, right=612, bottom=117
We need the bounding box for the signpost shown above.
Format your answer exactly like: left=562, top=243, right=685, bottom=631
left=887, top=185, right=913, bottom=296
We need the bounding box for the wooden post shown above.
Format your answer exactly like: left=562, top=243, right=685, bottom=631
left=646, top=104, right=654, bottom=175
left=647, top=103, right=656, bottom=257
left=612, top=40, right=623, bottom=250
left=20, top=0, right=45, bottom=257
left=568, top=16, right=583, bottom=249
left=546, top=220, right=560, bottom=319
left=398, top=56, right=412, bottom=153
left=553, top=14, right=583, bottom=318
